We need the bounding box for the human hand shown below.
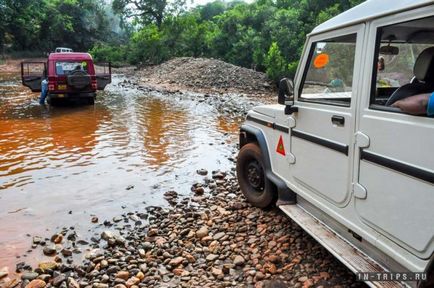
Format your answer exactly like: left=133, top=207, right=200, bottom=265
left=391, top=93, right=430, bottom=115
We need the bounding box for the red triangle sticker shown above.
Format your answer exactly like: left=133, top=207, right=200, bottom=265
left=276, top=135, right=286, bottom=156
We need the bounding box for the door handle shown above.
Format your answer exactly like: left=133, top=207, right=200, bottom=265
left=331, top=115, right=345, bottom=126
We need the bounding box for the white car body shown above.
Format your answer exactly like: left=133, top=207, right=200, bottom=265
left=239, top=1, right=434, bottom=287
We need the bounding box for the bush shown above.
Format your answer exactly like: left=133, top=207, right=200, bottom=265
left=89, top=43, right=128, bottom=67
left=264, top=42, right=287, bottom=82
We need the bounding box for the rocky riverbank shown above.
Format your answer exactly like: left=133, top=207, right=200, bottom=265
left=135, top=57, right=275, bottom=97
left=1, top=170, right=366, bottom=288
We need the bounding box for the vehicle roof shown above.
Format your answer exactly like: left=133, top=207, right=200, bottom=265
left=311, top=0, right=434, bottom=35
left=48, top=52, right=92, bottom=61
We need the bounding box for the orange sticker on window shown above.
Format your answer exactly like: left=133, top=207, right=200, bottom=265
left=313, top=53, right=329, bottom=68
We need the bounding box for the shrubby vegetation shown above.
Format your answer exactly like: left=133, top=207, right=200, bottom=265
left=1, top=0, right=364, bottom=81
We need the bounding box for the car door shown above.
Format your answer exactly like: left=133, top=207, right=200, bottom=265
left=95, top=62, right=112, bottom=90
left=354, top=11, right=434, bottom=259
left=286, top=25, right=364, bottom=208
left=21, top=62, right=46, bottom=92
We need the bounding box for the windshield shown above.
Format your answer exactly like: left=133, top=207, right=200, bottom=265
left=55, top=61, right=89, bottom=75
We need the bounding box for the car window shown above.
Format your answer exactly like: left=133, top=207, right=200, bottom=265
left=299, top=34, right=357, bottom=107
left=55, top=61, right=89, bottom=75
left=370, top=16, right=434, bottom=116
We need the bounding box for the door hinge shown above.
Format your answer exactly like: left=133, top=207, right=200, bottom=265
left=353, top=182, right=367, bottom=199
left=355, top=131, right=370, bottom=148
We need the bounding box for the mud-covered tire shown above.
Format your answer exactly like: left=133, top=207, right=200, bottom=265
left=236, top=143, right=275, bottom=208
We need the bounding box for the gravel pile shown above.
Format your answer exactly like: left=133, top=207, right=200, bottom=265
left=137, top=58, right=274, bottom=95
left=2, top=170, right=366, bottom=288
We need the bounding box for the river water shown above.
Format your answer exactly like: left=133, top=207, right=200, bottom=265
left=0, top=73, right=246, bottom=274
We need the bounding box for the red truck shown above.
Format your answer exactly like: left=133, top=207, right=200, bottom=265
left=21, top=52, right=111, bottom=105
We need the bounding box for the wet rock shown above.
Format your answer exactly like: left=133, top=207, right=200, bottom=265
left=25, top=279, right=46, bottom=288
left=38, top=261, right=57, bottom=272
left=0, top=267, right=8, bottom=279
left=61, top=249, right=72, bottom=257
left=43, top=246, right=57, bottom=256
left=91, top=216, right=98, bottom=223
left=51, top=234, right=63, bottom=244
left=125, top=276, right=140, bottom=287
left=22, top=272, right=39, bottom=281
left=33, top=236, right=42, bottom=245
left=196, top=169, right=208, bottom=176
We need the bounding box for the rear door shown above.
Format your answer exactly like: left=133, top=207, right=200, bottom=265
left=286, top=25, right=365, bottom=208
left=21, top=62, right=46, bottom=92
left=95, top=62, right=111, bottom=90
left=354, top=11, right=434, bottom=259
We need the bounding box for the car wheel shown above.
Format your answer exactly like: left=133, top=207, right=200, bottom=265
left=236, top=143, right=275, bottom=208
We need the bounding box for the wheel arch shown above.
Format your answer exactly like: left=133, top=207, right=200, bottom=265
left=239, top=124, right=296, bottom=205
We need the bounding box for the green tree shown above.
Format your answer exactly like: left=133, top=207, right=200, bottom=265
left=265, top=42, right=286, bottom=81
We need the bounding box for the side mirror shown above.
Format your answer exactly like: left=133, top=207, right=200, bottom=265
left=278, top=78, right=298, bottom=115
left=278, top=78, right=294, bottom=105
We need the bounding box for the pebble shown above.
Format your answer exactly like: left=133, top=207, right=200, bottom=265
left=25, top=279, right=46, bottom=288
left=196, top=226, right=208, bottom=238
left=233, top=255, right=245, bottom=266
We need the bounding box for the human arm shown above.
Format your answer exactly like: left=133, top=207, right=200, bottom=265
left=392, top=92, right=434, bottom=116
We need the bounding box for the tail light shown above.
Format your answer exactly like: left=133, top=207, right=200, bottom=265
left=48, top=76, right=56, bottom=91
left=92, top=80, right=97, bottom=90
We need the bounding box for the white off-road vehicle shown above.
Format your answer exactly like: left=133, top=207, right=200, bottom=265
left=236, top=1, right=434, bottom=287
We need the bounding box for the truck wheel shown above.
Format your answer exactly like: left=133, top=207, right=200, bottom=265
left=236, top=143, right=275, bottom=208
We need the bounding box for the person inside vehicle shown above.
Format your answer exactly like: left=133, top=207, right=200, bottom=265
left=392, top=92, right=434, bottom=116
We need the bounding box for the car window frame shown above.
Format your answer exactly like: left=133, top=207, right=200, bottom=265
left=367, top=9, right=434, bottom=117
left=296, top=27, right=363, bottom=109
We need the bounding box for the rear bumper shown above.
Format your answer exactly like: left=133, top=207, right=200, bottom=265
left=48, top=92, right=96, bottom=99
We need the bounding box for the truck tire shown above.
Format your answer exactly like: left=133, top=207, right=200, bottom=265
left=236, top=143, right=275, bottom=208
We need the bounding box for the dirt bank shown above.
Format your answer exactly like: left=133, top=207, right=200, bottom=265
left=136, top=57, right=275, bottom=97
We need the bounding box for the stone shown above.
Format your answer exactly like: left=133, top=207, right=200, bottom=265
left=52, top=275, right=66, bottom=287
left=61, top=249, right=72, bottom=257
left=213, top=232, right=225, bottom=240
left=211, top=267, right=223, bottom=277
left=196, top=169, right=208, bottom=176
left=206, top=254, right=218, bottom=261
left=43, top=246, right=57, bottom=256
left=25, top=279, right=46, bottom=288
left=91, top=216, right=98, bottom=223
left=22, top=272, right=39, bottom=281
left=196, top=226, right=209, bottom=239
left=38, top=261, right=57, bottom=271
left=168, top=257, right=185, bottom=267
left=67, top=277, right=80, bottom=288
left=298, top=276, right=308, bottom=282
left=116, top=271, right=130, bottom=280
left=0, top=267, right=8, bottom=279
left=125, top=276, right=140, bottom=287
left=194, top=187, right=205, bottom=195
left=51, top=234, right=63, bottom=244
left=33, top=236, right=42, bottom=245
left=101, top=231, right=114, bottom=241
left=233, top=255, right=245, bottom=266
left=147, top=229, right=158, bottom=237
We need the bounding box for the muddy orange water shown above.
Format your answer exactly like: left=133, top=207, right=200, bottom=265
left=0, top=73, right=243, bottom=275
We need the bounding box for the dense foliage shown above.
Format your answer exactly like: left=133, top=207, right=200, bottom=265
left=1, top=0, right=364, bottom=80
left=95, top=0, right=363, bottom=79
left=0, top=0, right=126, bottom=55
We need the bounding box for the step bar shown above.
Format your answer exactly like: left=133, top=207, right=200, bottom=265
left=279, top=204, right=407, bottom=288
